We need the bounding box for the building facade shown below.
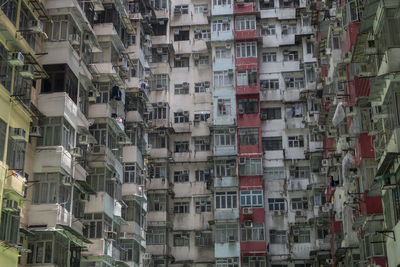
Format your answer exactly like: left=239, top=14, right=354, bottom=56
left=1, top=0, right=400, bottom=266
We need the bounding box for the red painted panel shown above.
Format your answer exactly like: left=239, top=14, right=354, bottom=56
left=237, top=113, right=261, bottom=127
left=240, top=207, right=265, bottom=222
left=240, top=241, right=267, bottom=252
left=239, top=176, right=263, bottom=187
left=372, top=257, right=388, bottom=267
left=360, top=192, right=383, bottom=215
left=234, top=29, right=258, bottom=40
left=239, top=144, right=262, bottom=154
left=236, top=84, right=260, bottom=95
left=233, top=2, right=256, bottom=13
left=344, top=23, right=360, bottom=52
left=354, top=133, right=375, bottom=167
left=235, top=57, right=258, bottom=69
left=348, top=76, right=370, bottom=106
left=320, top=66, right=328, bottom=77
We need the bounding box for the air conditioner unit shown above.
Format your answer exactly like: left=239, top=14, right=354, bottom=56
left=228, top=235, right=236, bottom=242
left=239, top=158, right=246, bottom=165
left=72, top=147, right=84, bottom=158
left=145, top=34, right=151, bottom=41
left=79, top=135, right=89, bottom=146
left=195, top=28, right=202, bottom=33
left=88, top=91, right=97, bottom=102
left=289, top=165, right=296, bottom=171
left=229, top=128, right=236, bottom=134
left=104, top=231, right=117, bottom=241
left=11, top=128, right=26, bottom=140
left=229, top=161, right=235, bottom=168
left=159, top=130, right=166, bottom=136
left=69, top=34, right=81, bottom=46
left=80, top=193, right=90, bottom=202
left=326, top=259, right=334, bottom=264
left=29, top=126, right=41, bottom=137
left=28, top=20, right=43, bottom=33
left=175, top=55, right=181, bottom=60
left=244, top=220, right=253, bottom=228
left=20, top=65, right=35, bottom=79
left=174, top=8, right=181, bottom=15
left=2, top=199, right=19, bottom=211
left=262, top=24, right=269, bottom=29
left=183, top=111, right=189, bottom=117
left=204, top=81, right=210, bottom=88
left=273, top=210, right=281, bottom=216
left=203, top=7, right=208, bottom=13
left=157, top=47, right=163, bottom=54
left=251, top=68, right=257, bottom=73
left=223, top=17, right=229, bottom=24
left=295, top=210, right=304, bottom=216
left=238, top=107, right=244, bottom=114
left=225, top=43, right=231, bottom=49
left=322, top=159, right=330, bottom=167
left=260, top=113, right=268, bottom=120
left=62, top=175, right=73, bottom=186
left=193, top=53, right=200, bottom=59
left=228, top=69, right=234, bottom=75
left=92, top=145, right=106, bottom=154
left=318, top=125, right=326, bottom=131
left=143, top=253, right=152, bottom=260
left=183, top=82, right=189, bottom=88
left=156, top=84, right=165, bottom=90
left=243, top=208, right=253, bottom=214
left=204, top=168, right=210, bottom=174
left=293, top=228, right=300, bottom=235
left=203, top=138, right=210, bottom=144
left=174, top=29, right=180, bottom=35
left=8, top=52, right=24, bottom=66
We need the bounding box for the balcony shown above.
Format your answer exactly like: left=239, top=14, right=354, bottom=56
left=121, top=220, right=145, bottom=242
left=211, top=29, right=234, bottom=42
left=93, top=23, right=124, bottom=52
left=172, top=211, right=213, bottom=231
left=215, top=208, right=239, bottom=220
left=240, top=241, right=267, bottom=252
left=89, top=103, right=125, bottom=129
left=38, top=92, right=89, bottom=130
left=146, top=178, right=170, bottom=191
left=214, top=176, right=238, bottom=188
left=260, top=89, right=283, bottom=102
left=237, top=113, right=261, bottom=128
left=33, top=146, right=72, bottom=175
left=212, top=3, right=233, bottom=15
left=236, top=84, right=259, bottom=95
left=212, top=55, right=235, bottom=71
left=214, top=144, right=237, bottom=157
left=215, top=242, right=240, bottom=258
left=4, top=170, right=25, bottom=197
left=87, top=145, right=123, bottom=182
left=277, top=8, right=296, bottom=20
left=377, top=48, right=400, bottom=77
left=122, top=183, right=145, bottom=202
left=284, top=148, right=306, bottom=160
left=234, top=29, right=257, bottom=40
left=355, top=133, right=375, bottom=168
left=85, top=192, right=114, bottom=219
left=233, top=1, right=257, bottom=14
left=84, top=239, right=113, bottom=258
left=286, top=117, right=304, bottom=129
left=235, top=57, right=258, bottom=68
left=263, top=150, right=284, bottom=160
left=123, top=145, right=144, bottom=168
left=147, top=210, right=169, bottom=222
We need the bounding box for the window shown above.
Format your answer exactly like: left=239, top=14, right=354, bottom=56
left=195, top=232, right=212, bottom=246
left=194, top=138, right=210, bottom=151
left=0, top=118, right=6, bottom=163
left=174, top=112, right=189, bottom=123
left=215, top=191, right=237, bottom=209
left=283, top=51, right=299, bottom=61
left=281, top=0, right=299, bottom=8
left=194, top=112, right=211, bottom=122
left=32, top=173, right=71, bottom=207
left=149, top=105, right=167, bottom=120
left=195, top=82, right=209, bottom=93
left=148, top=194, right=166, bottom=211
left=124, top=164, right=143, bottom=184
left=243, top=257, right=266, bottom=267
left=290, top=166, right=310, bottom=179
left=217, top=99, right=232, bottom=116
left=215, top=160, right=236, bottom=177
left=291, top=197, right=308, bottom=210
left=120, top=240, right=140, bottom=263
left=238, top=98, right=258, bottom=114
left=214, top=71, right=233, bottom=87
left=148, top=134, right=166, bottom=148
left=288, top=135, right=304, bottom=148
left=195, top=198, right=212, bottom=213
left=236, top=42, right=257, bottom=58
left=6, top=133, right=26, bottom=173
left=260, top=0, right=274, bottom=9
left=151, top=0, right=167, bottom=9
left=213, top=19, right=231, bottom=32
left=268, top=198, right=285, bottom=211
left=174, top=5, right=188, bottom=14
left=306, top=66, right=315, bottom=83
left=175, top=141, right=189, bottom=152
left=261, top=24, right=276, bottom=35
left=239, top=158, right=262, bottom=175
left=42, top=64, right=78, bottom=102
left=216, top=258, right=239, bottom=267
left=174, top=233, right=189, bottom=246
left=194, top=4, right=208, bottom=13
left=214, top=129, right=236, bottom=146
left=121, top=200, right=143, bottom=223
left=174, top=202, right=189, bottom=213
left=26, top=233, right=54, bottom=264
left=36, top=117, right=63, bottom=147
left=263, top=52, right=277, bottom=62
left=150, top=74, right=169, bottom=90
left=216, top=224, right=238, bottom=242
left=270, top=230, right=287, bottom=244
left=306, top=42, right=314, bottom=54
left=199, top=55, right=209, bottom=65
left=332, top=35, right=341, bottom=50
left=293, top=229, right=310, bottom=243
left=240, top=190, right=263, bottom=207
left=260, top=79, right=279, bottom=90
left=302, top=13, right=311, bottom=26
left=195, top=169, right=210, bottom=182
left=152, top=21, right=167, bottom=35
left=238, top=128, right=259, bottom=145
left=175, top=56, right=189, bottom=67
left=317, top=228, right=329, bottom=240
left=286, top=103, right=303, bottom=118
left=0, top=43, right=12, bottom=91
left=0, top=209, right=20, bottom=245
left=194, top=29, right=211, bottom=40
left=284, top=77, right=304, bottom=89
left=241, top=223, right=265, bottom=241
left=151, top=163, right=168, bottom=179
left=174, top=83, right=189, bottom=94
left=235, top=16, right=256, bottom=30
left=213, top=0, right=232, bottom=6
left=151, top=49, right=168, bottom=63
left=174, top=170, right=189, bottom=182
left=314, top=193, right=327, bottom=206
left=237, top=70, right=257, bottom=86
left=147, top=228, right=166, bottom=244
left=281, top=24, right=297, bottom=35
left=264, top=167, right=285, bottom=179
left=49, top=19, right=69, bottom=41
left=83, top=213, right=112, bottom=239
left=215, top=46, right=229, bottom=58
left=261, top=108, right=281, bottom=120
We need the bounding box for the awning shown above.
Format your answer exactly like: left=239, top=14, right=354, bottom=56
left=376, top=152, right=399, bottom=176
left=23, top=52, right=48, bottom=79
left=75, top=180, right=96, bottom=195
left=26, top=0, right=50, bottom=21
left=375, top=172, right=395, bottom=182
left=20, top=228, right=36, bottom=236
left=56, top=224, right=92, bottom=247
